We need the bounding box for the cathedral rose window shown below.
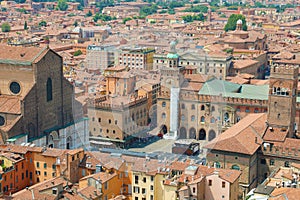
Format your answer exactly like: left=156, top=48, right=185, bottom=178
left=10, top=81, right=21, bottom=94
left=0, top=116, right=5, bottom=126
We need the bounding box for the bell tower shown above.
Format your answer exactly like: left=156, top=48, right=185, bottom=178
left=267, top=61, right=298, bottom=137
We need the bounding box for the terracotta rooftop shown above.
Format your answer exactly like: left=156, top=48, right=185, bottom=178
left=204, top=113, right=266, bottom=155
left=0, top=95, right=21, bottom=114
left=0, top=45, right=48, bottom=65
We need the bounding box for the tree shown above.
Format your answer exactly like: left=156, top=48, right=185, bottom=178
left=224, top=14, right=247, bottom=32
left=39, top=20, right=47, bottom=27
left=57, top=0, right=68, bottom=11
left=123, top=17, right=132, bottom=24
left=74, top=50, right=82, bottom=56
left=86, top=10, right=92, bottom=17
left=140, top=4, right=158, bottom=17
left=24, top=21, right=28, bottom=30
left=73, top=21, right=78, bottom=27
left=1, top=23, right=10, bottom=32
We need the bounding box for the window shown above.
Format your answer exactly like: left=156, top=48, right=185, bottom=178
left=245, top=107, right=250, bottom=113
left=98, top=118, right=101, bottom=122
left=135, top=175, right=139, bottom=184
left=0, top=116, right=5, bottom=126
left=151, top=176, right=154, bottom=182
left=37, top=162, right=40, bottom=168
left=143, top=177, right=146, bottom=183
left=26, top=170, right=28, bottom=178
left=210, top=118, right=215, bottom=123
left=150, top=185, right=153, bottom=190
left=115, top=120, right=118, bottom=125
left=109, top=119, right=111, bottom=124
left=261, top=158, right=266, bottom=165
left=134, top=186, right=140, bottom=193
left=231, top=165, right=240, bottom=170
left=162, top=113, right=166, bottom=119
left=201, top=105, right=205, bottom=110
left=201, top=116, right=205, bottom=123
left=44, top=163, right=47, bottom=169
left=193, top=187, right=196, bottom=193
left=211, top=106, right=215, bottom=112
left=191, top=115, right=195, bottom=121
left=22, top=173, right=24, bottom=180
left=10, top=81, right=21, bottom=94
left=44, top=171, right=47, bottom=176
left=284, top=161, right=290, bottom=167
left=191, top=104, right=195, bottom=110
left=162, top=102, right=166, bottom=107
left=181, top=115, right=185, bottom=121
left=181, top=104, right=185, bottom=109
left=270, top=159, right=275, bottom=166
left=142, top=188, right=146, bottom=194
left=222, top=181, right=225, bottom=188
left=46, top=78, right=52, bottom=101
left=104, top=182, right=108, bottom=190
left=208, top=180, right=212, bottom=186
left=214, top=162, right=221, bottom=168
left=52, top=188, right=57, bottom=195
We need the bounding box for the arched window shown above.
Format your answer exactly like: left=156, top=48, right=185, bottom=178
left=208, top=130, right=216, bottom=141
left=181, top=115, right=185, bottom=121
left=162, top=113, right=166, bottom=119
left=199, top=129, right=206, bottom=140
left=191, top=115, right=195, bottom=121
left=201, top=105, right=205, bottom=110
left=211, top=106, right=215, bottom=112
left=201, top=116, right=205, bottom=123
left=214, top=162, right=221, bottom=168
left=47, top=78, right=53, bottom=102
left=231, top=165, right=240, bottom=170
left=210, top=117, right=215, bottom=123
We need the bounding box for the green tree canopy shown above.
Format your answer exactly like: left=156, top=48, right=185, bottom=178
left=182, top=13, right=205, bottom=23
left=1, top=23, right=10, bottom=32
left=140, top=4, right=158, bottom=17
left=39, top=20, right=47, bottom=27
left=224, top=14, right=247, bottom=32
left=86, top=10, right=92, bottom=17
left=73, top=21, right=78, bottom=27
left=57, top=0, right=68, bottom=11
left=24, top=21, right=28, bottom=30
left=123, top=17, right=132, bottom=24
left=74, top=50, right=82, bottom=56
left=184, top=5, right=208, bottom=13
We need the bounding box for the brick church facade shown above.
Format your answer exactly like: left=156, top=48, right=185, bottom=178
left=0, top=45, right=88, bottom=149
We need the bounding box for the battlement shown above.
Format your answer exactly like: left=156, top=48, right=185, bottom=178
left=270, top=63, right=298, bottom=78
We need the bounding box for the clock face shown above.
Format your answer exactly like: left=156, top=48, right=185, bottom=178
left=165, top=77, right=175, bottom=88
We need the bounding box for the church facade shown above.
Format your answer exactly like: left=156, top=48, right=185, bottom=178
left=0, top=45, right=89, bottom=149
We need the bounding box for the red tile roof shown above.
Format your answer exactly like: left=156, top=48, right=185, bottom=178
left=204, top=113, right=266, bottom=155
